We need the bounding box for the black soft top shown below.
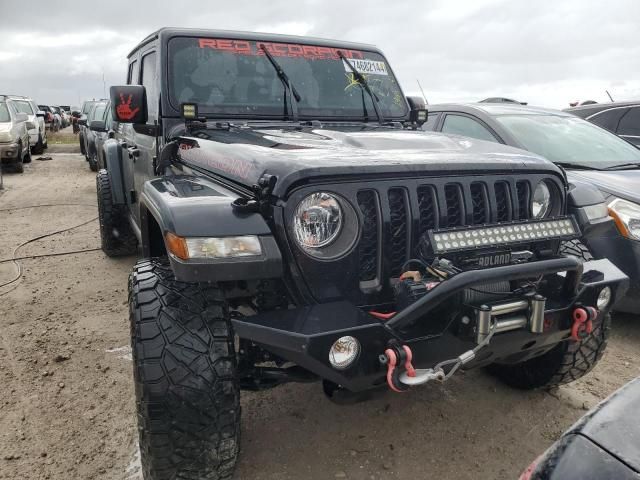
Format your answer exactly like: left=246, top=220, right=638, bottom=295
left=128, top=27, right=381, bottom=59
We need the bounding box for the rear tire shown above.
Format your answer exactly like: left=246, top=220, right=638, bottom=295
left=79, top=133, right=86, bottom=155
left=88, top=153, right=98, bottom=172
left=130, top=259, right=241, bottom=480
left=489, top=314, right=610, bottom=389
left=33, top=134, right=45, bottom=155
left=14, top=142, right=24, bottom=173
left=96, top=169, right=137, bottom=256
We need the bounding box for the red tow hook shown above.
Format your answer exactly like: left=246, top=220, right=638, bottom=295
left=383, top=345, right=416, bottom=393
left=571, top=306, right=597, bottom=341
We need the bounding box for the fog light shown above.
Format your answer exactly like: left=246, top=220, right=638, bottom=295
left=329, top=336, right=360, bottom=370
left=597, top=286, right=612, bottom=310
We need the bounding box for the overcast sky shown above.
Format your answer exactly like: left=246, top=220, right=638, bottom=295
left=1, top=0, right=638, bottom=109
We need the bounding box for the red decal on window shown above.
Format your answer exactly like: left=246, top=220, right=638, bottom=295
left=116, top=93, right=140, bottom=121
left=198, top=38, right=364, bottom=60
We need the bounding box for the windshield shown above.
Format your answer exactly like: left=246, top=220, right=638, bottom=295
left=496, top=114, right=640, bottom=168
left=82, top=102, right=94, bottom=114
left=0, top=103, right=10, bottom=122
left=168, top=37, right=408, bottom=120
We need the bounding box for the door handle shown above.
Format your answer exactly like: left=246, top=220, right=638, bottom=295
left=127, top=146, right=140, bottom=159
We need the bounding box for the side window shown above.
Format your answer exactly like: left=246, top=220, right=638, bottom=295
left=441, top=114, right=498, bottom=143
left=127, top=60, right=139, bottom=85
left=589, top=108, right=628, bottom=133
left=422, top=112, right=440, bottom=131
left=140, top=52, right=158, bottom=120
left=617, top=107, right=640, bottom=137
left=16, top=101, right=34, bottom=114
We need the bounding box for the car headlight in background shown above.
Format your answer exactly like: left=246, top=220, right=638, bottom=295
left=532, top=181, right=552, bottom=218
left=294, top=192, right=343, bottom=248
left=608, top=198, right=640, bottom=240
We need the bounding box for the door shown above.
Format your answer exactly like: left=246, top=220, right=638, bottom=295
left=617, top=106, right=640, bottom=147
left=118, top=59, right=140, bottom=218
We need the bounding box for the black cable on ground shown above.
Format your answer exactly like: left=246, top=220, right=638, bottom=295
left=0, top=203, right=97, bottom=213
left=0, top=247, right=102, bottom=264
left=0, top=215, right=99, bottom=296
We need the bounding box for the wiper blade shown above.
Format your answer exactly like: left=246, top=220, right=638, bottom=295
left=259, top=45, right=300, bottom=122
left=554, top=161, right=601, bottom=171
left=338, top=51, right=385, bottom=125
left=603, top=162, right=640, bottom=171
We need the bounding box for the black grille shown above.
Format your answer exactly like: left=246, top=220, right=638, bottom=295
left=417, top=186, right=437, bottom=236
left=445, top=184, right=464, bottom=227
left=495, top=182, right=511, bottom=222
left=388, top=188, right=409, bottom=276
left=356, top=190, right=379, bottom=282
left=470, top=182, right=488, bottom=224
left=354, top=177, right=537, bottom=282
left=516, top=181, right=530, bottom=220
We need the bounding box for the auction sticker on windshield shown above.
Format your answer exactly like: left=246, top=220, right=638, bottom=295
left=343, top=58, right=388, bottom=75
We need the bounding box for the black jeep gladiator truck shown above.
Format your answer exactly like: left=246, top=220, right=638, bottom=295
left=99, top=28, right=627, bottom=480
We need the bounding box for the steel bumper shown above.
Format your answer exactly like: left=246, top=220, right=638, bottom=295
left=232, top=258, right=628, bottom=392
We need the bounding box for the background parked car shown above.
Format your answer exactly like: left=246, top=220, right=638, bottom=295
left=90, top=102, right=112, bottom=171
left=566, top=101, right=640, bottom=147
left=0, top=96, right=33, bottom=173
left=520, top=376, right=640, bottom=479
left=82, top=100, right=109, bottom=171
left=422, top=103, right=640, bottom=313
left=8, top=95, right=48, bottom=154
left=77, top=100, right=97, bottom=156
left=56, top=107, right=71, bottom=128
left=50, top=106, right=68, bottom=128
left=38, top=105, right=61, bottom=132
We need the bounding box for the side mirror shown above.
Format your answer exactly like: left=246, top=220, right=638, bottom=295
left=110, top=85, right=148, bottom=124
left=36, top=110, right=46, bottom=118
left=406, top=96, right=428, bottom=128
left=15, top=112, right=28, bottom=123
left=77, top=116, right=87, bottom=126
left=90, top=120, right=106, bottom=132
left=26, top=121, right=36, bottom=130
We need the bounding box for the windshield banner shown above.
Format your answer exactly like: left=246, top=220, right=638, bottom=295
left=198, top=38, right=364, bottom=60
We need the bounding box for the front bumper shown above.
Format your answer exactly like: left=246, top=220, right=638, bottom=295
left=0, top=142, right=20, bottom=162
left=232, top=257, right=628, bottom=392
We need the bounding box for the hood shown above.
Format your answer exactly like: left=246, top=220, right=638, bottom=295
left=569, top=376, right=640, bottom=472
left=177, top=128, right=561, bottom=196
left=568, top=170, right=640, bottom=203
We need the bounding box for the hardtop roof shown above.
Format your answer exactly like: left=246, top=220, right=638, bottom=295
left=128, top=27, right=380, bottom=58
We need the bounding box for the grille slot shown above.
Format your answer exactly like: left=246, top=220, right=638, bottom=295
left=356, top=190, right=379, bottom=282
left=445, top=184, right=464, bottom=227
left=388, top=188, right=409, bottom=276
left=494, top=182, right=512, bottom=222
left=470, top=182, right=489, bottom=224
left=516, top=181, right=530, bottom=220
left=417, top=185, right=438, bottom=236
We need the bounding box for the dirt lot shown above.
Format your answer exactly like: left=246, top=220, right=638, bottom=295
left=1, top=153, right=639, bottom=480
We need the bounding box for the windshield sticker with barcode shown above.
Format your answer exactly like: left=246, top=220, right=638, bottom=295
left=343, top=58, right=388, bottom=75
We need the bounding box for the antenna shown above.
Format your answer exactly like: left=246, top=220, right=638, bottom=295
left=416, top=79, right=428, bottom=105
left=605, top=90, right=614, bottom=102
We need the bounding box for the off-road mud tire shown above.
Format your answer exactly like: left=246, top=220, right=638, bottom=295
left=560, top=239, right=594, bottom=261
left=489, top=314, right=610, bottom=389
left=130, top=258, right=241, bottom=480
left=96, top=169, right=137, bottom=256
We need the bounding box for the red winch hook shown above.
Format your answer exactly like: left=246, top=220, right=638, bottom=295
left=571, top=306, right=597, bottom=341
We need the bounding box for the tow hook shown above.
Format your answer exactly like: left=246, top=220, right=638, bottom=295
left=381, top=325, right=497, bottom=392
left=381, top=345, right=416, bottom=392
left=571, top=306, right=597, bottom=341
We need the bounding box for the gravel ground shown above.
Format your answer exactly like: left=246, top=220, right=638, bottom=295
left=0, top=154, right=638, bottom=480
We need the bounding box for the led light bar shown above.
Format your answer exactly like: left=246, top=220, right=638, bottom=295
left=429, top=217, right=580, bottom=254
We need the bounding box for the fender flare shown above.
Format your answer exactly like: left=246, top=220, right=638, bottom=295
left=103, top=138, right=126, bottom=205
left=139, top=175, right=283, bottom=282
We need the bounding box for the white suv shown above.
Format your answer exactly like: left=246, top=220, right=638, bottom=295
left=11, top=96, right=48, bottom=154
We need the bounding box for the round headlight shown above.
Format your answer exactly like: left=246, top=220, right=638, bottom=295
left=294, top=192, right=343, bottom=249
left=329, top=336, right=360, bottom=370
left=597, top=286, right=612, bottom=310
left=532, top=182, right=552, bottom=218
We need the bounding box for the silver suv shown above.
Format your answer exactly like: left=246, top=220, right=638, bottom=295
left=9, top=96, right=48, bottom=154
left=0, top=96, right=33, bottom=173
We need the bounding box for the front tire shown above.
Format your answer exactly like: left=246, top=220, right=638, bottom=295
left=130, top=259, right=241, bottom=480
left=560, top=239, right=594, bottom=261
left=96, top=170, right=137, bottom=256
left=489, top=314, right=610, bottom=389
left=33, top=134, right=45, bottom=155
left=88, top=153, right=98, bottom=171
left=79, top=132, right=86, bottom=155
